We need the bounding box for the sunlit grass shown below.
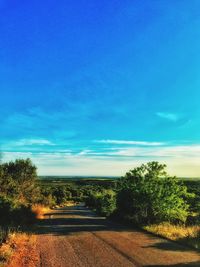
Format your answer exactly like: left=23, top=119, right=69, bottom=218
left=0, top=231, right=39, bottom=267
left=31, top=204, right=51, bottom=219
left=0, top=232, right=28, bottom=266
left=144, top=222, right=200, bottom=249
left=31, top=202, right=76, bottom=220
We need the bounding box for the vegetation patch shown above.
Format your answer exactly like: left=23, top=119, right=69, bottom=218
left=1, top=233, right=38, bottom=267
left=0, top=232, right=31, bottom=266
left=144, top=223, right=200, bottom=250
left=85, top=189, right=116, bottom=216
left=115, top=162, right=193, bottom=224
left=31, top=205, right=52, bottom=219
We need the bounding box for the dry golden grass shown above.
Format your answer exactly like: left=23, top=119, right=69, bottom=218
left=63, top=201, right=76, bottom=207
left=31, top=204, right=51, bottom=219
left=0, top=242, right=13, bottom=266
left=53, top=201, right=76, bottom=209
left=32, top=202, right=76, bottom=219
left=0, top=232, right=39, bottom=267
left=144, top=222, right=200, bottom=249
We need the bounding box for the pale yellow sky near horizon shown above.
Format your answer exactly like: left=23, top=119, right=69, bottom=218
left=2, top=148, right=200, bottom=177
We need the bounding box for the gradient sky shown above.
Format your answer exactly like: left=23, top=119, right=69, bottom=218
left=1, top=0, right=200, bottom=176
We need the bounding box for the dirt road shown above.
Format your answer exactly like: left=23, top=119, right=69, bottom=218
left=36, top=205, right=200, bottom=267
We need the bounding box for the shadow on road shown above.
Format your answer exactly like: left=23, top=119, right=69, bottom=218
left=34, top=204, right=200, bottom=266
left=35, top=205, right=127, bottom=235
left=143, top=241, right=192, bottom=252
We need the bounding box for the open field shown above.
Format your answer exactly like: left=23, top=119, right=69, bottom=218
left=37, top=176, right=117, bottom=187
left=38, top=176, right=200, bottom=185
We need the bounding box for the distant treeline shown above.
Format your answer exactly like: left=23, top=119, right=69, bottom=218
left=38, top=177, right=117, bottom=188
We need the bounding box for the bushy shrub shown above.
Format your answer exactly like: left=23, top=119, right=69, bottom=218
left=116, top=162, right=194, bottom=224
left=0, top=159, right=40, bottom=205
left=0, top=195, right=36, bottom=226
left=0, top=195, right=14, bottom=225
left=86, top=190, right=116, bottom=216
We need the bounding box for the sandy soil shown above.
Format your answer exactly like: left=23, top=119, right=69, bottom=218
left=35, top=205, right=200, bottom=267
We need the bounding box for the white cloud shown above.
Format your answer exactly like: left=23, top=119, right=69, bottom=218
left=3, top=144, right=200, bottom=177
left=148, top=145, right=200, bottom=158
left=95, top=140, right=164, bottom=146
left=95, top=145, right=200, bottom=158
left=8, top=139, right=55, bottom=147
left=156, top=112, right=180, bottom=122
left=78, top=150, right=92, bottom=155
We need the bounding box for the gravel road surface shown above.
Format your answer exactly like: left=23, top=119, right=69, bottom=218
left=36, top=205, right=200, bottom=267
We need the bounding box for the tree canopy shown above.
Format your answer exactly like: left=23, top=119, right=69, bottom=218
left=0, top=158, right=39, bottom=205
left=116, top=161, right=193, bottom=224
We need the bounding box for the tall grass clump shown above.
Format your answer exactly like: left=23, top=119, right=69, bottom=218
left=31, top=204, right=52, bottom=219
left=144, top=222, right=200, bottom=249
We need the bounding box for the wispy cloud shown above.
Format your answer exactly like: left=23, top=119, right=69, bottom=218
left=105, top=145, right=200, bottom=158
left=156, top=112, right=180, bottom=122
left=13, top=139, right=55, bottom=146
left=3, top=144, right=200, bottom=177
left=78, top=150, right=92, bottom=155
left=95, top=139, right=165, bottom=146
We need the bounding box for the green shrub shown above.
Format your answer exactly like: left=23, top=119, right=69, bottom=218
left=0, top=195, right=36, bottom=226
left=0, top=159, right=40, bottom=205
left=116, top=162, right=193, bottom=224
left=0, top=195, right=14, bottom=225
left=86, top=190, right=116, bottom=216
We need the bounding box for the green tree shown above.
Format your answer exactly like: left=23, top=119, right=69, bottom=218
left=0, top=158, right=39, bottom=205
left=116, top=162, right=193, bottom=224
left=86, top=190, right=116, bottom=216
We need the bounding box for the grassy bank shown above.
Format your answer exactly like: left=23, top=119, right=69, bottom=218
left=144, top=223, right=200, bottom=250
left=0, top=232, right=38, bottom=267
left=0, top=204, right=50, bottom=267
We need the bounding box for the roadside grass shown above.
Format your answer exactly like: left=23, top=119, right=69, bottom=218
left=2, top=232, right=39, bottom=267
left=0, top=204, right=53, bottom=266
left=144, top=222, right=200, bottom=250
left=0, top=229, right=13, bottom=266
left=31, top=202, right=75, bottom=219
left=31, top=201, right=76, bottom=219
left=31, top=204, right=51, bottom=219
left=0, top=228, right=11, bottom=247
left=63, top=200, right=77, bottom=207
left=0, top=227, right=19, bottom=258
left=0, top=231, right=36, bottom=267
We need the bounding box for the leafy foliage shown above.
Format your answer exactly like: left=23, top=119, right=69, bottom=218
left=0, top=159, right=40, bottom=230
left=0, top=159, right=40, bottom=205
left=116, top=162, right=193, bottom=224
left=85, top=190, right=116, bottom=216
left=38, top=179, right=116, bottom=206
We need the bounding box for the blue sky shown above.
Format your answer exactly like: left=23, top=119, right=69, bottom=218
left=1, top=0, right=200, bottom=176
